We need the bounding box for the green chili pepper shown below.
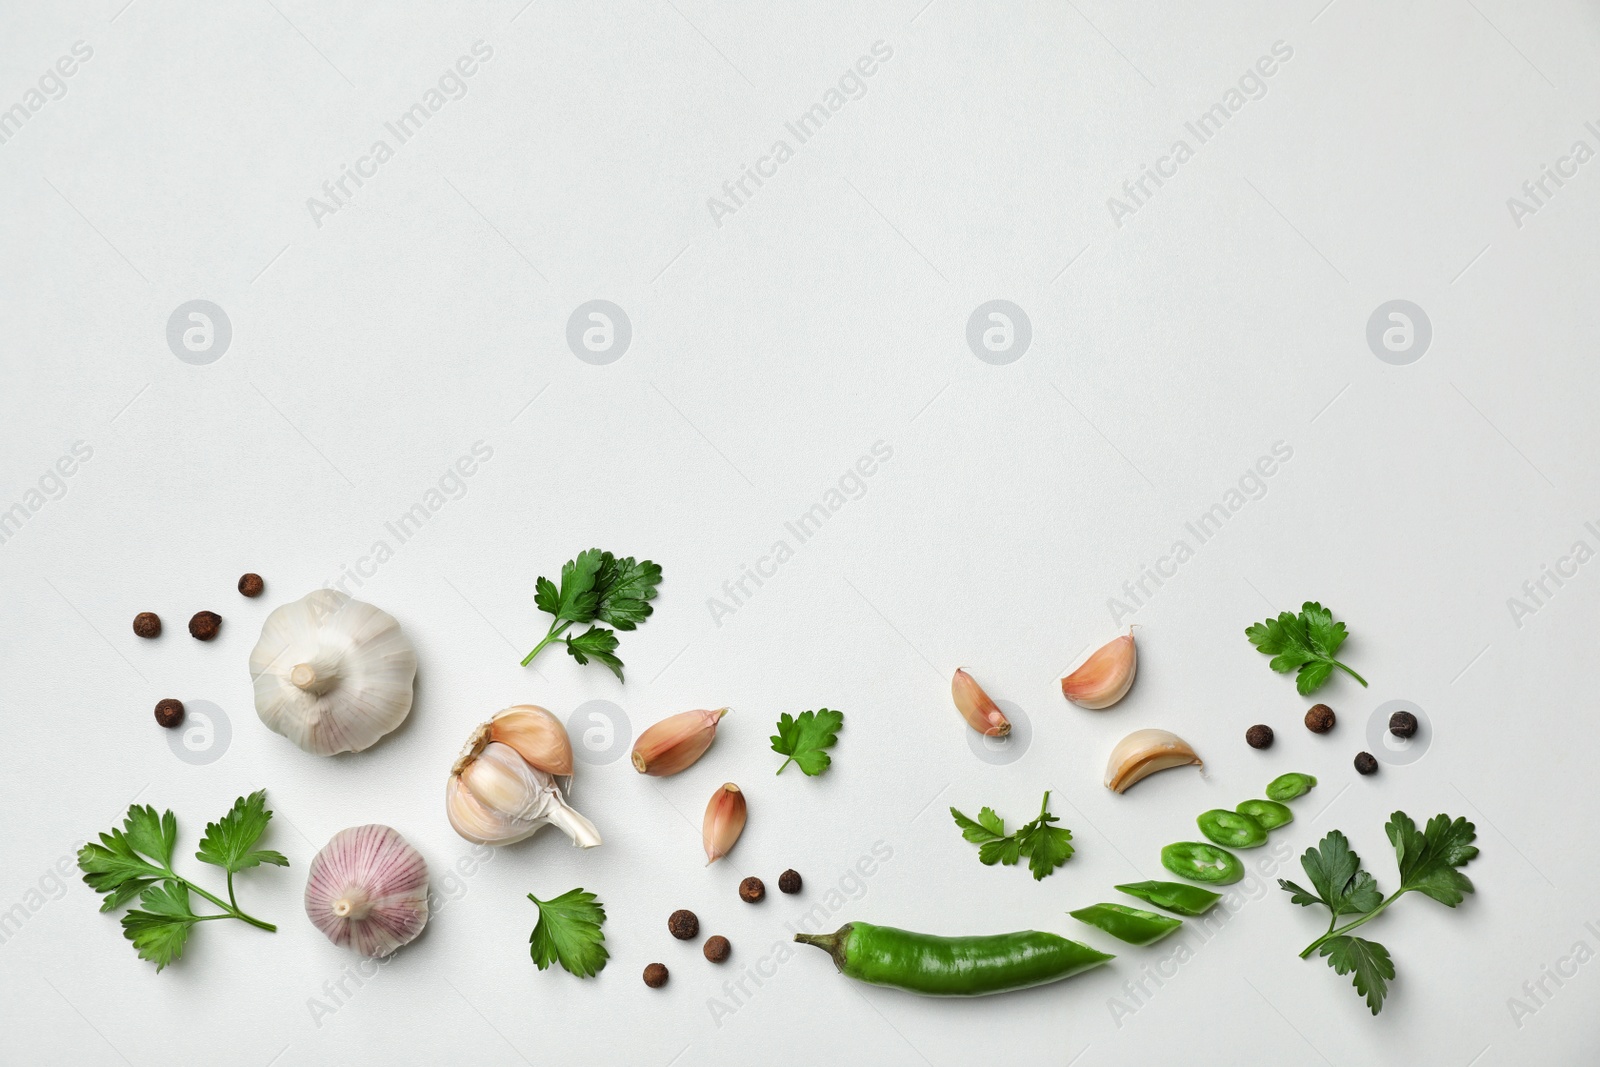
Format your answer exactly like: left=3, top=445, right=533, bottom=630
left=1266, top=772, right=1317, bottom=801
left=1197, top=809, right=1268, bottom=849
left=1236, top=798, right=1293, bottom=830
left=1114, top=880, right=1223, bottom=916
left=793, top=922, right=1113, bottom=996
left=1069, top=902, right=1182, bottom=945
left=1161, top=841, right=1244, bottom=884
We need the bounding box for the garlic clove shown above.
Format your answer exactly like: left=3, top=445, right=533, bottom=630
left=304, top=825, right=429, bottom=958
left=489, top=705, right=573, bottom=776
left=1104, top=729, right=1202, bottom=793
left=951, top=669, right=1010, bottom=737
left=631, top=708, right=729, bottom=776
left=446, top=776, right=538, bottom=846
left=1062, top=633, right=1138, bottom=709
left=702, top=782, right=747, bottom=864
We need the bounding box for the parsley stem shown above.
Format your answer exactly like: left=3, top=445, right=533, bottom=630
left=1298, top=890, right=1405, bottom=958
left=521, top=621, right=573, bottom=666
left=1331, top=660, right=1368, bottom=687
left=181, top=876, right=278, bottom=933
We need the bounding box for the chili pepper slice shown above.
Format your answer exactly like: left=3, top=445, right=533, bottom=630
left=794, top=922, right=1113, bottom=996
left=1161, top=841, right=1244, bottom=884
left=1266, top=772, right=1317, bottom=801
left=1069, top=902, right=1182, bottom=946
left=1235, top=798, right=1293, bottom=830
left=1197, top=808, right=1268, bottom=849
left=1114, top=880, right=1223, bottom=916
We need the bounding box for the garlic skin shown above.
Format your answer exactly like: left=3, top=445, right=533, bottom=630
left=1062, top=633, right=1137, bottom=709
left=632, top=708, right=728, bottom=776
left=447, top=712, right=601, bottom=848
left=249, top=589, right=417, bottom=755
left=703, top=782, right=746, bottom=864
left=951, top=669, right=1010, bottom=737
left=305, top=825, right=429, bottom=957
left=1104, top=729, right=1202, bottom=793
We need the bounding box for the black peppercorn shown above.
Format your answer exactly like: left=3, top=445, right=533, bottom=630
left=739, top=876, right=765, bottom=903
left=238, top=573, right=264, bottom=598
left=1246, top=724, right=1274, bottom=749
left=668, top=909, right=698, bottom=940
left=1388, top=711, right=1418, bottom=739
left=778, top=869, right=802, bottom=894
left=1354, top=751, right=1379, bottom=775
left=133, top=612, right=161, bottom=639
left=188, top=611, right=221, bottom=641
left=154, top=698, right=185, bottom=728
left=643, top=963, right=668, bottom=988
left=1305, top=703, right=1336, bottom=734
left=703, top=935, right=731, bottom=963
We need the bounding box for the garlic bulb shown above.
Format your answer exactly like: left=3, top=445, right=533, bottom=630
left=305, top=825, right=429, bottom=957
left=447, top=707, right=601, bottom=848
left=1062, top=632, right=1137, bottom=709
left=249, top=589, right=417, bottom=755
left=1104, top=729, right=1202, bottom=793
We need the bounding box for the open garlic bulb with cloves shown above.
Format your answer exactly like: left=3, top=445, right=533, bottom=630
left=305, top=825, right=430, bottom=957
left=446, top=706, right=602, bottom=849
left=249, top=589, right=417, bottom=755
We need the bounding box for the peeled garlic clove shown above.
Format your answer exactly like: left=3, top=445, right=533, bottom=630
left=489, top=705, right=573, bottom=776
left=951, top=669, right=1010, bottom=737
left=632, top=708, right=729, bottom=776
left=249, top=589, right=417, bottom=755
left=1062, top=633, right=1138, bottom=709
left=305, top=825, right=429, bottom=957
left=1105, top=729, right=1202, bottom=793
left=447, top=716, right=601, bottom=849
left=703, top=782, right=746, bottom=864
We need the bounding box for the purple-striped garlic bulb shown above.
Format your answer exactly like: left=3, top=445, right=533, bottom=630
left=305, top=825, right=430, bottom=957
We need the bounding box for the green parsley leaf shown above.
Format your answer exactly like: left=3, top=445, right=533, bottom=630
left=121, top=882, right=197, bottom=972
left=951, top=807, right=1006, bottom=845
left=1245, top=600, right=1368, bottom=694
left=1318, top=935, right=1395, bottom=1015
left=565, top=625, right=623, bottom=680
left=196, top=789, right=289, bottom=874
left=527, top=888, right=608, bottom=978
left=950, top=792, right=1074, bottom=880
left=522, top=549, right=662, bottom=676
left=1388, top=811, right=1479, bottom=907
left=1279, top=829, right=1382, bottom=920
left=593, top=553, right=662, bottom=630
left=771, top=709, right=844, bottom=775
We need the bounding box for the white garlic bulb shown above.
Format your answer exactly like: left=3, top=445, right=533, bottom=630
left=249, top=589, right=417, bottom=755
left=305, top=825, right=429, bottom=957
left=447, top=706, right=601, bottom=848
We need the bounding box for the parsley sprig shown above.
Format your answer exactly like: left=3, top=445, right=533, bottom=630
left=528, top=887, right=608, bottom=978
left=77, top=791, right=288, bottom=971
left=771, top=708, right=844, bottom=775
left=1280, top=811, right=1479, bottom=1013
left=950, top=792, right=1075, bottom=881
left=521, top=549, right=662, bottom=680
left=1245, top=600, right=1367, bottom=694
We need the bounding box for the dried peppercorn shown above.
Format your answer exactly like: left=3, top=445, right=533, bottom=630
left=778, top=869, right=802, bottom=894
left=739, top=877, right=765, bottom=903
left=703, top=935, right=731, bottom=963
left=668, top=909, right=699, bottom=940
left=1246, top=724, right=1273, bottom=749
left=132, top=612, right=161, bottom=639
left=1304, top=703, right=1335, bottom=733
left=1388, top=711, right=1418, bottom=738
left=1354, top=751, right=1379, bottom=775
left=153, top=699, right=185, bottom=728
left=643, top=963, right=668, bottom=988
left=238, top=573, right=264, bottom=598
left=188, top=611, right=222, bottom=641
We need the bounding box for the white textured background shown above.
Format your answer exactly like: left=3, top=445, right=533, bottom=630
left=2, top=0, right=1598, bottom=1064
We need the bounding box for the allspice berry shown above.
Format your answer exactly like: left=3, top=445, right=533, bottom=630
left=703, top=935, right=731, bottom=963
left=1304, top=703, right=1336, bottom=734
left=1246, top=724, right=1274, bottom=749
left=1389, top=711, right=1419, bottom=739
left=643, top=963, right=668, bottom=988
left=778, top=869, right=802, bottom=894
left=238, top=573, right=264, bottom=598
left=1354, top=751, right=1379, bottom=775
left=188, top=611, right=222, bottom=641
left=738, top=876, right=765, bottom=903
left=154, top=698, right=185, bottom=728
left=132, top=612, right=161, bottom=639
left=668, top=909, right=699, bottom=940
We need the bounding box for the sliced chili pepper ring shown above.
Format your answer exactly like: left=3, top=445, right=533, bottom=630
left=1161, top=841, right=1245, bottom=884
left=1235, top=798, right=1293, bottom=831
left=1114, top=880, right=1223, bottom=916
left=1197, top=808, right=1268, bottom=849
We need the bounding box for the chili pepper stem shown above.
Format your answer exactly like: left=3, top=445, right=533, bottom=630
left=1298, top=890, right=1406, bottom=958
left=793, top=931, right=846, bottom=970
